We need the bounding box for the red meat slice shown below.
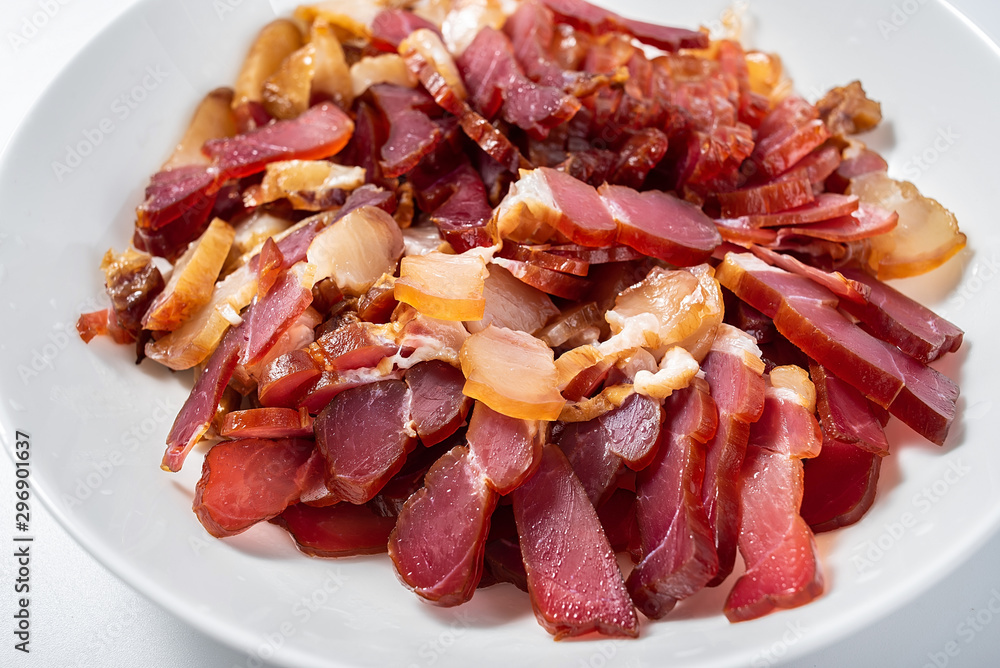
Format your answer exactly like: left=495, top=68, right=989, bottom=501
left=203, top=102, right=354, bottom=181
left=257, top=349, right=322, bottom=408
left=701, top=325, right=766, bottom=587
left=628, top=379, right=719, bottom=619
left=600, top=184, right=721, bottom=266
left=811, top=363, right=889, bottom=457
left=540, top=0, right=707, bottom=52
left=242, top=267, right=314, bottom=367
left=163, top=320, right=246, bottom=472
left=370, top=9, right=441, bottom=51
left=404, top=361, right=471, bottom=447
left=801, top=437, right=881, bottom=533
left=839, top=268, right=963, bottom=364
left=273, top=502, right=398, bottom=557
left=389, top=446, right=498, bottom=606
left=193, top=438, right=316, bottom=537
left=220, top=407, right=314, bottom=440
left=466, top=402, right=542, bottom=495
left=513, top=443, right=639, bottom=638
left=368, top=84, right=443, bottom=178
left=314, top=380, right=417, bottom=504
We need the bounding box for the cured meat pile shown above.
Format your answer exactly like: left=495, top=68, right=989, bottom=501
left=77, top=0, right=967, bottom=639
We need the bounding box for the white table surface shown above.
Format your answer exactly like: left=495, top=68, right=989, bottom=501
left=2, top=1, right=999, bottom=666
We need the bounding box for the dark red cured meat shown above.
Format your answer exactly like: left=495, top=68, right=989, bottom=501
left=458, top=27, right=580, bottom=139
left=370, top=9, right=441, bottom=51
left=826, top=147, right=888, bottom=193
left=257, top=349, right=322, bottom=408
left=483, top=538, right=529, bottom=593
left=133, top=166, right=219, bottom=260
left=273, top=502, right=398, bottom=557
left=512, top=443, right=639, bottom=639
left=597, top=488, right=641, bottom=558
left=773, top=144, right=842, bottom=186
left=811, top=363, right=889, bottom=457
left=220, top=407, right=314, bottom=440
left=801, top=436, right=881, bottom=533
left=404, top=361, right=471, bottom=447
left=560, top=357, right=614, bottom=402
left=496, top=258, right=591, bottom=300
left=777, top=202, right=897, bottom=243
left=600, top=184, right=721, bottom=265
left=701, top=326, right=766, bottom=587
left=102, top=250, right=165, bottom=337
left=740, top=194, right=859, bottom=229
left=136, top=165, right=217, bottom=231
left=540, top=0, right=708, bottom=52
left=557, top=420, right=624, bottom=507
left=297, top=367, right=406, bottom=415
left=749, top=97, right=831, bottom=180
left=314, top=380, right=417, bottom=504
left=717, top=178, right=815, bottom=219
left=749, top=245, right=870, bottom=305
left=505, top=0, right=581, bottom=89
left=839, top=268, right=964, bottom=364
left=724, top=445, right=824, bottom=622
left=750, top=372, right=823, bottom=459
left=242, top=268, right=314, bottom=367
left=466, top=402, right=542, bottom=495
left=611, top=128, right=670, bottom=189
left=368, top=84, right=443, bottom=178
left=499, top=242, right=589, bottom=276
left=628, top=379, right=719, bottom=619
left=203, top=103, right=354, bottom=181
left=717, top=253, right=959, bottom=445
left=534, top=167, right=619, bottom=247
left=547, top=243, right=645, bottom=265
left=76, top=309, right=135, bottom=345
left=414, top=163, right=494, bottom=252
left=308, top=321, right=399, bottom=372
left=163, top=320, right=247, bottom=472
left=193, top=438, right=316, bottom=537
left=255, top=238, right=285, bottom=298
left=389, top=446, right=498, bottom=606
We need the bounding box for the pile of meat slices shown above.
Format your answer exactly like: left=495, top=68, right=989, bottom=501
left=77, top=0, right=967, bottom=640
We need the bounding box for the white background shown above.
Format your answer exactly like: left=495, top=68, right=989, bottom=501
left=1, top=1, right=999, bottom=667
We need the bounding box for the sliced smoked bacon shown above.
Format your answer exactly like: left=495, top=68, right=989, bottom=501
left=273, top=501, right=398, bottom=557
left=457, top=27, right=580, bottom=139
left=716, top=252, right=959, bottom=445
left=556, top=392, right=662, bottom=506
left=628, top=379, right=719, bottom=619
left=314, top=379, right=417, bottom=504
left=725, top=367, right=824, bottom=622
left=466, top=402, right=542, bottom=495
left=700, top=324, right=766, bottom=587
left=513, top=443, right=639, bottom=638
left=193, top=438, right=316, bottom=538
left=389, top=446, right=498, bottom=606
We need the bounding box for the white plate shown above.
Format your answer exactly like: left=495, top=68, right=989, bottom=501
left=1, top=1, right=998, bottom=666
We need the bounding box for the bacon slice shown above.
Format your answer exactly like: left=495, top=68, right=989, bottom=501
left=495, top=167, right=617, bottom=247
left=193, top=438, right=316, bottom=537
left=203, top=102, right=354, bottom=181
left=466, top=402, right=542, bottom=495
left=839, top=268, right=963, bottom=364
left=749, top=97, right=831, bottom=180
left=749, top=245, right=869, bottom=305
left=777, top=202, right=897, bottom=243
left=314, top=379, right=417, bottom=504
left=717, top=179, right=815, bottom=218
left=716, top=253, right=959, bottom=445
left=371, top=9, right=441, bottom=51
left=389, top=446, right=498, bottom=606
left=628, top=379, right=719, bottom=619
left=724, top=446, right=824, bottom=621
left=404, top=361, right=471, bottom=447
left=273, top=502, right=398, bottom=557
left=257, top=349, right=323, bottom=408
left=163, top=320, right=247, bottom=472
left=724, top=371, right=824, bottom=622
left=600, top=184, right=721, bottom=266
left=368, top=84, right=443, bottom=178
left=539, top=0, right=707, bottom=52
left=457, top=27, right=580, bottom=139
left=811, top=363, right=889, bottom=457
left=801, top=437, right=881, bottom=533
left=512, top=443, right=639, bottom=638
left=242, top=264, right=315, bottom=367
left=134, top=165, right=219, bottom=260
left=700, top=325, right=766, bottom=587
left=220, top=407, right=314, bottom=440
